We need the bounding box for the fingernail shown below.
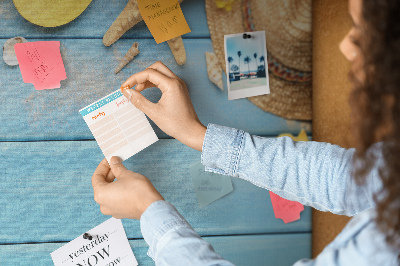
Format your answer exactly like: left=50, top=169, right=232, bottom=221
left=110, top=156, right=122, bottom=165
left=124, top=89, right=133, bottom=100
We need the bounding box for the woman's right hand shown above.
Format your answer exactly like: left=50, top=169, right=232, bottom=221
left=120, top=61, right=207, bottom=151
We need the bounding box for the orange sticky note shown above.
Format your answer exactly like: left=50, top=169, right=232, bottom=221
left=137, top=0, right=191, bottom=44
left=14, top=41, right=67, bottom=90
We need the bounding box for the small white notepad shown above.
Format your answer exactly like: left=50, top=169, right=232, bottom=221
left=80, top=90, right=158, bottom=162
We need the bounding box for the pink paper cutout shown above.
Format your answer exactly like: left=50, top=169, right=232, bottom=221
left=14, top=41, right=67, bottom=90
left=269, top=191, right=304, bottom=223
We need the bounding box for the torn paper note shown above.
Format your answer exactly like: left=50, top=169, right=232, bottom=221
left=137, top=0, right=191, bottom=44
left=269, top=129, right=308, bottom=223
left=190, top=161, right=233, bottom=208
left=51, top=218, right=138, bottom=266
left=14, top=41, right=67, bottom=90
left=269, top=191, right=304, bottom=224
left=79, top=90, right=158, bottom=162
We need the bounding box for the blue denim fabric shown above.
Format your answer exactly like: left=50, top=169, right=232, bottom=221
left=140, top=124, right=399, bottom=265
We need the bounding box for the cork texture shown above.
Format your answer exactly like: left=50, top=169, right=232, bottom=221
left=312, top=0, right=353, bottom=257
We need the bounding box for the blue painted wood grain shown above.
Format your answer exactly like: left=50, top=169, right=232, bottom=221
left=0, top=38, right=311, bottom=141
left=0, top=0, right=210, bottom=39
left=0, top=140, right=311, bottom=244
left=0, top=233, right=311, bottom=265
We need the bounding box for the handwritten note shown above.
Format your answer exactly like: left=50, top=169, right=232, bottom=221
left=269, top=129, right=308, bottom=223
left=79, top=90, right=158, bottom=162
left=190, top=161, right=233, bottom=208
left=269, top=192, right=304, bottom=224
left=137, top=0, right=191, bottom=44
left=51, top=218, right=137, bottom=266
left=14, top=41, right=67, bottom=90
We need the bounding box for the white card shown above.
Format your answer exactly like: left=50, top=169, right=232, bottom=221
left=51, top=218, right=137, bottom=266
left=80, top=90, right=158, bottom=162
left=224, top=31, right=270, bottom=100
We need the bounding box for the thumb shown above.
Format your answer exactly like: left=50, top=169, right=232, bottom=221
left=122, top=89, right=155, bottom=116
left=109, top=156, right=128, bottom=178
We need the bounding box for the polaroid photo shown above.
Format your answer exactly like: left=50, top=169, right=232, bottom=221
left=224, top=31, right=270, bottom=100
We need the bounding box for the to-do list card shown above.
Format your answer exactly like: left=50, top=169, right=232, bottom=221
left=80, top=90, right=158, bottom=162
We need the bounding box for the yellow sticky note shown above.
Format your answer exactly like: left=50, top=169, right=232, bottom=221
left=278, top=129, right=309, bottom=142
left=137, top=0, right=191, bottom=44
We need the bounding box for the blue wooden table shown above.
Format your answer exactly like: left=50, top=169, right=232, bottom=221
left=0, top=0, right=312, bottom=265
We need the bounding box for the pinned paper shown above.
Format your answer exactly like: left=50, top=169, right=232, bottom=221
left=269, top=192, right=304, bottom=224
left=51, top=218, right=138, bottom=266
left=137, top=0, right=191, bottom=44
left=79, top=90, right=158, bottom=162
left=190, top=161, right=233, bottom=208
left=14, top=41, right=67, bottom=90
left=269, top=129, right=308, bottom=223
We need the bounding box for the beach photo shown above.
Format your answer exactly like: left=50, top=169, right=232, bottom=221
left=224, top=31, right=270, bottom=100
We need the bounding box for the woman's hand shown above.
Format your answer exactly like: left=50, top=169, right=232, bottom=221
left=120, top=61, right=206, bottom=152
left=91, top=157, right=164, bottom=220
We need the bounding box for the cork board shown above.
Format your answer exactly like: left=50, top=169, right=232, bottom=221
left=312, top=0, right=353, bottom=257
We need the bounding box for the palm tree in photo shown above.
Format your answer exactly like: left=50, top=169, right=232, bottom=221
left=227, top=56, right=233, bottom=74
left=260, top=55, right=265, bottom=71
left=237, top=51, right=242, bottom=77
left=244, top=56, right=251, bottom=77
left=253, top=53, right=258, bottom=72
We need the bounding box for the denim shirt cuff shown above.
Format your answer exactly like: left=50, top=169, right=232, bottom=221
left=201, top=123, right=245, bottom=177
left=140, top=200, right=192, bottom=260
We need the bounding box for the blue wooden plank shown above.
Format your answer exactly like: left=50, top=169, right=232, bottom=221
left=0, top=233, right=311, bottom=265
left=0, top=38, right=311, bottom=141
left=0, top=140, right=311, bottom=244
left=0, top=0, right=210, bottom=39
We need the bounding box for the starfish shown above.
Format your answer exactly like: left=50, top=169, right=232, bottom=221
left=103, top=0, right=186, bottom=65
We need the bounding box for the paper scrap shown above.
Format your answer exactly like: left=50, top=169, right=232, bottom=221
left=14, top=41, right=67, bottom=90
left=278, top=129, right=309, bottom=141
left=51, top=218, right=137, bottom=266
left=137, top=0, right=191, bottom=44
left=269, top=191, right=304, bottom=224
left=269, top=129, right=308, bottom=223
left=190, top=161, right=233, bottom=208
left=79, top=90, right=158, bottom=162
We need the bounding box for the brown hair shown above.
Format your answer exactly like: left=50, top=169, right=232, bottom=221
left=349, top=0, right=400, bottom=251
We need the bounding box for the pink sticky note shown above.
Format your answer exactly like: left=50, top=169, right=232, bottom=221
left=14, top=41, right=67, bottom=90
left=269, top=191, right=304, bottom=223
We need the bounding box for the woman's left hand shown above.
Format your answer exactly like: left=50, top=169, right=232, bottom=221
left=91, top=157, right=164, bottom=220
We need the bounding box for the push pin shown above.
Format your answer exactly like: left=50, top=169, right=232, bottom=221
left=243, top=33, right=252, bottom=39
left=83, top=233, right=95, bottom=240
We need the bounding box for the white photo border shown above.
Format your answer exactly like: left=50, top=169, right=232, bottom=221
left=224, top=31, right=270, bottom=100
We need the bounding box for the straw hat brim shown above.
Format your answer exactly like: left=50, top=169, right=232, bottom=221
left=205, top=0, right=312, bottom=120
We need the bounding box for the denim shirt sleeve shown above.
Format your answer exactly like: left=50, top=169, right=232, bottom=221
left=201, top=124, right=382, bottom=216
left=140, top=200, right=235, bottom=265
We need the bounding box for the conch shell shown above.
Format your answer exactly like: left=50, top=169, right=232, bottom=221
left=115, top=42, right=140, bottom=74
left=205, top=52, right=223, bottom=90
left=3, top=36, right=27, bottom=66
left=103, top=0, right=186, bottom=65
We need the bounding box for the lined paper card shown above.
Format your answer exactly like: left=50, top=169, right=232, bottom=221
left=80, top=90, right=158, bottom=162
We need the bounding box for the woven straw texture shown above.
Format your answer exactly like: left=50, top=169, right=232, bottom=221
left=205, top=0, right=312, bottom=120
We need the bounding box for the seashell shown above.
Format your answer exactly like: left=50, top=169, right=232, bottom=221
left=115, top=42, right=140, bottom=74
left=205, top=51, right=223, bottom=90
left=3, top=36, right=28, bottom=66
left=167, top=36, right=186, bottom=65
left=103, top=0, right=186, bottom=65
